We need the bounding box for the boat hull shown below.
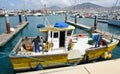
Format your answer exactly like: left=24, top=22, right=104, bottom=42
left=84, top=40, right=119, bottom=61
left=108, top=19, right=120, bottom=27
left=10, top=53, right=68, bottom=71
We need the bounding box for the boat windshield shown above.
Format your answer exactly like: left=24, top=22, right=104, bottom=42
left=67, top=30, right=73, bottom=36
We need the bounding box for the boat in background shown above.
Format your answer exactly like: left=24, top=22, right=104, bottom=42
left=108, top=18, right=120, bottom=27
left=107, top=0, right=120, bottom=26
left=33, top=13, right=42, bottom=16
left=70, top=14, right=84, bottom=18
left=84, top=13, right=91, bottom=18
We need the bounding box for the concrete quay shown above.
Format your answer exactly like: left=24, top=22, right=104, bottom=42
left=20, top=59, right=120, bottom=74
left=0, top=21, right=28, bottom=47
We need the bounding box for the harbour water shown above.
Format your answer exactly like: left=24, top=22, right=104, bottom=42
left=0, top=15, right=120, bottom=74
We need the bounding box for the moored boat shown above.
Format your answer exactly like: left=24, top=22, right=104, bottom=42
left=9, top=22, right=119, bottom=71
left=108, top=19, right=120, bottom=27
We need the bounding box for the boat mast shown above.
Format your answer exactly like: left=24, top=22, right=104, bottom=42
left=44, top=4, right=46, bottom=26
left=110, top=0, right=119, bottom=17
left=43, top=2, right=51, bottom=27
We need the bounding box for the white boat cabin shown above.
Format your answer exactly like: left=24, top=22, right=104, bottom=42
left=40, top=26, right=75, bottom=50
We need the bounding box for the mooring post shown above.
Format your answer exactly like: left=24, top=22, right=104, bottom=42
left=5, top=14, right=11, bottom=33
left=19, top=14, right=22, bottom=24
left=94, top=15, right=97, bottom=30
left=75, top=14, right=77, bottom=24
left=25, top=15, right=28, bottom=21
left=65, top=13, right=67, bottom=22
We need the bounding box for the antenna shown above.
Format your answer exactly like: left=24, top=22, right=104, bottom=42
left=42, top=0, right=51, bottom=27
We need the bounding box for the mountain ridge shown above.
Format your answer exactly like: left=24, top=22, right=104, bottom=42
left=49, top=2, right=106, bottom=10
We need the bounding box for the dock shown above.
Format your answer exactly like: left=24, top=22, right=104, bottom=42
left=0, top=21, right=28, bottom=47
left=66, top=20, right=120, bottom=40
left=20, top=59, right=120, bottom=74
left=66, top=20, right=90, bottom=30
left=97, top=19, right=108, bottom=23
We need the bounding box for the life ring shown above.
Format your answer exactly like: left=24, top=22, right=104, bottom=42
left=78, top=34, right=84, bottom=38
left=44, top=42, right=51, bottom=51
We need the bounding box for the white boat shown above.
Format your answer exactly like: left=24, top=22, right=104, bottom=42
left=33, top=13, right=42, bottom=16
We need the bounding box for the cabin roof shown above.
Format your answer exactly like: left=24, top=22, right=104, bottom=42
left=40, top=25, right=75, bottom=32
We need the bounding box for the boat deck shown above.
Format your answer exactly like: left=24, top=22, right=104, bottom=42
left=15, top=36, right=92, bottom=60
left=14, top=36, right=117, bottom=59
left=66, top=20, right=120, bottom=40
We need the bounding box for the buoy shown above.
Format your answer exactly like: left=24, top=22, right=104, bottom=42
left=35, top=63, right=43, bottom=70
left=107, top=53, right=112, bottom=59
left=102, top=52, right=112, bottom=59
left=78, top=34, right=84, bottom=38
left=69, top=37, right=72, bottom=43
left=102, top=51, right=108, bottom=59
left=10, top=28, right=15, bottom=32
left=37, top=24, right=45, bottom=28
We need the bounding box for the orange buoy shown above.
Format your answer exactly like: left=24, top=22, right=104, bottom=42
left=78, top=34, right=84, bottom=38
left=107, top=53, right=112, bottom=59
left=69, top=37, right=72, bottom=43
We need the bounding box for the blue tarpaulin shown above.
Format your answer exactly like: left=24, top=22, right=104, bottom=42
left=37, top=24, right=45, bottom=28
left=54, top=22, right=68, bottom=28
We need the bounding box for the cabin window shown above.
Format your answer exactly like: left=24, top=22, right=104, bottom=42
left=67, top=30, right=72, bottom=36
left=54, top=32, right=58, bottom=38
left=51, top=32, right=52, bottom=38
left=43, top=32, right=48, bottom=42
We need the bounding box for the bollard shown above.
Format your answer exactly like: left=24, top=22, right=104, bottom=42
left=5, top=14, right=11, bottom=33
left=94, top=16, right=97, bottom=30
left=25, top=15, right=27, bottom=21
left=19, top=14, right=22, bottom=24
left=75, top=15, right=77, bottom=24
left=65, top=13, right=67, bottom=22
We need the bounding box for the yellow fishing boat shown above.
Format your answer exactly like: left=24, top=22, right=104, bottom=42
left=9, top=22, right=119, bottom=71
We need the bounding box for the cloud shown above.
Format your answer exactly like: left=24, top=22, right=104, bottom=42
left=79, top=0, right=117, bottom=7
left=10, top=3, right=15, bottom=7
left=23, top=0, right=75, bottom=8
left=29, top=0, right=117, bottom=8
left=0, top=0, right=118, bottom=9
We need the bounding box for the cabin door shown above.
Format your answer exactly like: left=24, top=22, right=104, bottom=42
left=52, top=31, right=60, bottom=49
left=59, top=31, right=65, bottom=47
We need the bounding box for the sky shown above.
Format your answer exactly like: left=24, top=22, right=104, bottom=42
left=0, top=0, right=119, bottom=10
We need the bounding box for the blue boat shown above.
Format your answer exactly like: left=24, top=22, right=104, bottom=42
left=108, top=19, right=120, bottom=27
